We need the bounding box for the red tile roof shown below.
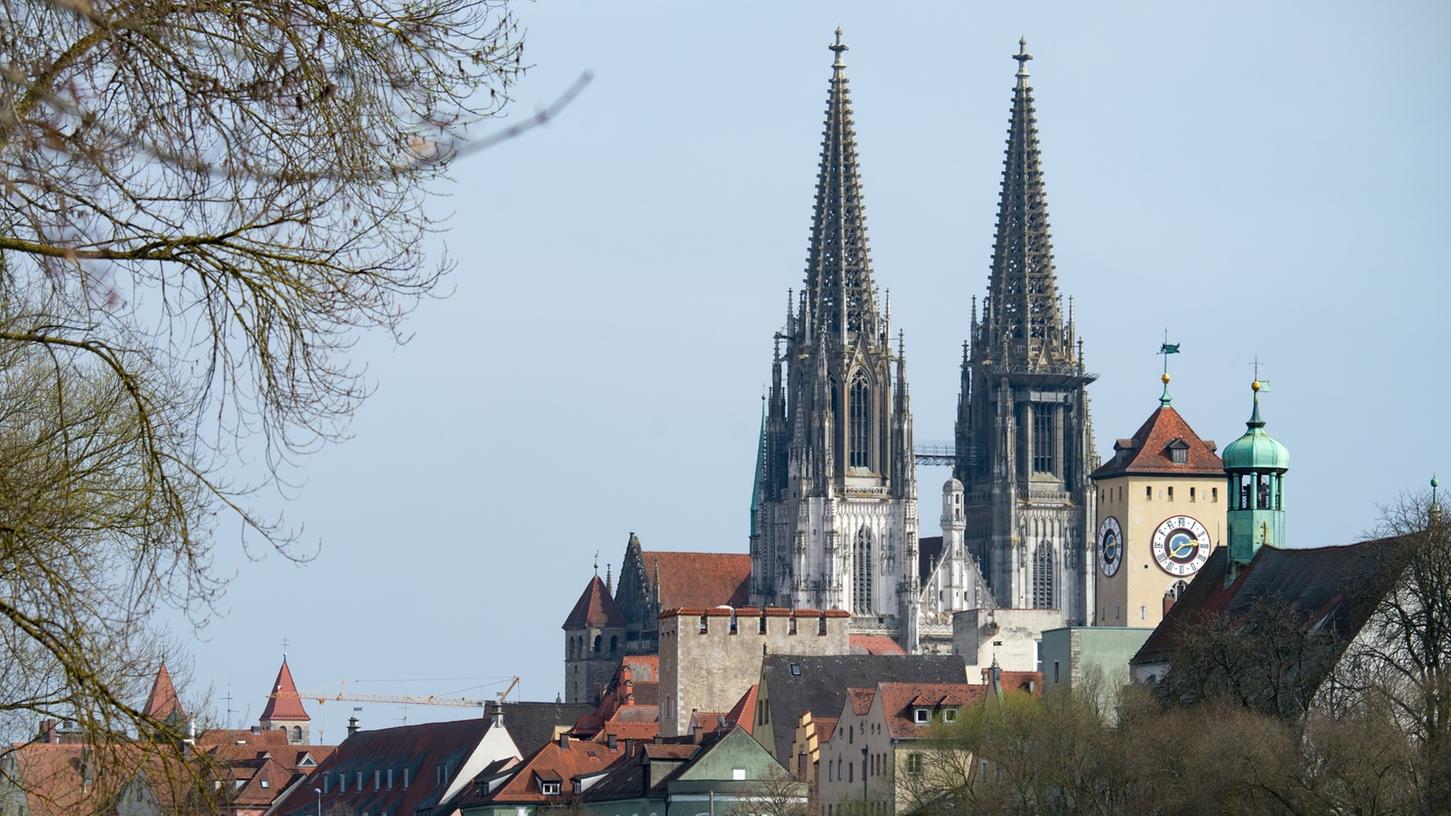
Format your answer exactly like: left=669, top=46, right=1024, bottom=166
left=480, top=737, right=625, bottom=805
left=6, top=742, right=198, bottom=816
left=873, top=683, right=990, bottom=739
left=563, top=575, right=626, bottom=629
left=1090, top=405, right=1223, bottom=479
left=850, top=634, right=907, bottom=655
left=269, top=717, right=505, bottom=816
left=259, top=659, right=309, bottom=722
left=846, top=687, right=877, bottom=717
left=813, top=716, right=838, bottom=746
left=142, top=662, right=184, bottom=722
left=724, top=684, right=759, bottom=735
left=642, top=551, right=751, bottom=609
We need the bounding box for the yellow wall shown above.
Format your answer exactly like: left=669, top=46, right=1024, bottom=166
left=1093, top=475, right=1225, bottom=627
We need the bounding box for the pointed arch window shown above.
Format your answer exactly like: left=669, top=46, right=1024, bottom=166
left=849, top=374, right=871, bottom=469
left=853, top=527, right=873, bottom=614
left=1032, top=541, right=1055, bottom=609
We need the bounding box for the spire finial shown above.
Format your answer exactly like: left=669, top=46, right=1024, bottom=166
left=1247, top=357, right=1268, bottom=428
left=830, top=27, right=847, bottom=69
left=1014, top=37, right=1032, bottom=80
left=1157, top=332, right=1180, bottom=407
left=593, top=549, right=599, bottom=576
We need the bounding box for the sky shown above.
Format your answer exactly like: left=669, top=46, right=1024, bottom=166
left=169, top=2, right=1451, bottom=742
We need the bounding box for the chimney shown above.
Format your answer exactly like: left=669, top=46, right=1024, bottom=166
left=38, top=719, right=57, bottom=744
left=558, top=733, right=570, bottom=749
left=606, top=733, right=617, bottom=750
left=250, top=725, right=261, bottom=735
left=346, top=716, right=360, bottom=737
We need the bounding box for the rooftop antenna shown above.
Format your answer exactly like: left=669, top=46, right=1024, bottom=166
left=223, top=685, right=236, bottom=730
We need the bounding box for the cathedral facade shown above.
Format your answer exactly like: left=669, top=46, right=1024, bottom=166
left=749, top=31, right=980, bottom=651
left=954, top=41, right=1098, bottom=626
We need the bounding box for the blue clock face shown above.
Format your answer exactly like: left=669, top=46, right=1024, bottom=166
left=1152, top=515, right=1212, bottom=577
left=1098, top=516, right=1123, bottom=577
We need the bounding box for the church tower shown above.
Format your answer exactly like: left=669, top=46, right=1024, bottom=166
left=562, top=569, right=626, bottom=704
left=259, top=656, right=310, bottom=744
left=753, top=30, right=919, bottom=645
left=955, top=41, right=1097, bottom=624
left=1221, top=377, right=1289, bottom=572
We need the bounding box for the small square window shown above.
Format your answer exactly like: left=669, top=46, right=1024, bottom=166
left=1189, top=487, right=1196, bottom=502
left=1146, top=486, right=1152, bottom=499
left=913, top=708, right=928, bottom=724
left=1167, top=486, right=1174, bottom=501
left=732, top=768, right=746, bottom=781
left=790, top=663, right=801, bottom=676
left=943, top=708, right=957, bottom=723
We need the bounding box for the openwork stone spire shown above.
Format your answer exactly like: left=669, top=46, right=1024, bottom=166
left=803, top=28, right=879, bottom=343
left=979, top=38, right=1071, bottom=371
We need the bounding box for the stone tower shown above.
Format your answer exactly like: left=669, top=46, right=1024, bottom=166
left=1221, top=378, right=1290, bottom=572
left=562, top=571, right=626, bottom=704
left=752, top=30, right=919, bottom=647
left=955, top=41, right=1097, bottom=624
left=258, top=656, right=310, bottom=744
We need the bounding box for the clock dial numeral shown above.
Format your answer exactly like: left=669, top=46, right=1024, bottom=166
left=1151, top=514, right=1212, bottom=577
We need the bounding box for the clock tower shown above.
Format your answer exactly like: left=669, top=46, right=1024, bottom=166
left=1089, top=368, right=1224, bottom=628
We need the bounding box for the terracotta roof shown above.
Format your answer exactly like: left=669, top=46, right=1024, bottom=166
left=142, top=663, right=184, bottom=722
left=269, top=717, right=506, bottom=816
left=689, top=710, right=732, bottom=736
left=981, top=669, right=1043, bottom=695
left=758, top=654, right=967, bottom=762
left=472, top=737, right=625, bottom=805
left=5, top=742, right=198, bottom=816
left=813, top=716, right=838, bottom=747
left=850, top=634, right=907, bottom=655
left=1090, top=405, right=1223, bottom=479
left=642, top=551, right=751, bottom=609
left=563, top=575, right=626, bottom=629
left=258, top=658, right=309, bottom=722
left=874, top=683, right=990, bottom=739
left=845, top=687, right=877, bottom=717
left=1133, top=538, right=1410, bottom=666
left=724, top=684, right=759, bottom=735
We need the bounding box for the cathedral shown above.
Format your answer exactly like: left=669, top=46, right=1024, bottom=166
left=565, top=32, right=1095, bottom=684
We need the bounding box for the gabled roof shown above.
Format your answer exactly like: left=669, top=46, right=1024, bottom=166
left=1091, top=405, right=1223, bottom=479
left=758, top=654, right=966, bottom=762
left=563, top=575, right=626, bottom=629
left=142, top=662, right=184, bottom=722
left=873, top=683, right=990, bottom=739
left=1133, top=537, right=1410, bottom=667
left=642, top=551, right=751, bottom=609
left=269, top=717, right=509, bottom=816
left=465, top=737, right=624, bottom=806
left=259, top=658, right=309, bottom=722
left=724, top=684, right=759, bottom=735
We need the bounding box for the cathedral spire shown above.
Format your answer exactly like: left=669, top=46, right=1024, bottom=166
left=982, top=38, right=1070, bottom=371
left=804, top=27, right=879, bottom=344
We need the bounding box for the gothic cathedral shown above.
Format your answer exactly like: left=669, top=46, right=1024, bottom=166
left=953, top=41, right=1098, bottom=626
left=751, top=31, right=926, bottom=648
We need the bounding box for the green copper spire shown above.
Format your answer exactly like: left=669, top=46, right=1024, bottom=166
left=1158, top=333, right=1180, bottom=407
left=1223, top=373, right=1290, bottom=570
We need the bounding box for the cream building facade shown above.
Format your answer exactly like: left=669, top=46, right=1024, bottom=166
left=1090, top=393, right=1225, bottom=629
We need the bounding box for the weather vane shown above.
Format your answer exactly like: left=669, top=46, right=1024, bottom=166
left=1158, top=330, right=1180, bottom=406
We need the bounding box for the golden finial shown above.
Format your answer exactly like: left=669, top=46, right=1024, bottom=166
left=1161, top=372, right=1171, bottom=385
left=1251, top=379, right=1262, bottom=392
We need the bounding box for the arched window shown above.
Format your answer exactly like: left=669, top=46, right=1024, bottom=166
left=291, top=726, right=302, bottom=742
left=1032, top=541, right=1055, bottom=609
left=1169, top=579, right=1189, bottom=600
left=849, top=374, right=871, bottom=469
left=609, top=635, right=618, bottom=654
left=593, top=635, right=601, bottom=654
left=853, top=527, right=873, bottom=614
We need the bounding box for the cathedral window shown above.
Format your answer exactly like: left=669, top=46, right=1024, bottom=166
left=850, top=374, right=871, bottom=469
left=853, top=527, right=874, bottom=614
left=1032, top=541, right=1055, bottom=609
left=1031, top=404, right=1054, bottom=473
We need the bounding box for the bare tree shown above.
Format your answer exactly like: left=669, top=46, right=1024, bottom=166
left=0, top=0, right=530, bottom=802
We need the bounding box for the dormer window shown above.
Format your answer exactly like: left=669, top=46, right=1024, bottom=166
left=913, top=708, right=929, bottom=724
left=943, top=708, right=958, bottom=723
left=541, top=781, right=561, bottom=796
left=1168, top=438, right=1190, bottom=465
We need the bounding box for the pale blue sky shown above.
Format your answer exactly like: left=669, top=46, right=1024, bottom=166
left=174, top=2, right=1450, bottom=741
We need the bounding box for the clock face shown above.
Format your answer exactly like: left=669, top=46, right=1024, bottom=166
left=1098, top=516, right=1123, bottom=577
left=1152, top=515, right=1212, bottom=577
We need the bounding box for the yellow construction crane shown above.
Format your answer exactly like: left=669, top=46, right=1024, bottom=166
left=289, top=676, right=523, bottom=710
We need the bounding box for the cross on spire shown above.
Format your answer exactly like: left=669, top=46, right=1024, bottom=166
left=830, top=27, right=847, bottom=69
left=1014, top=37, right=1032, bottom=80
left=280, top=635, right=289, bottom=659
